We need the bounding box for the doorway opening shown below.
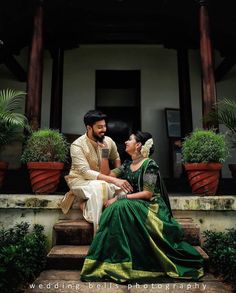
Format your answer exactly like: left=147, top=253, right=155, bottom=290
left=96, top=70, right=141, bottom=129
left=95, top=70, right=141, bottom=161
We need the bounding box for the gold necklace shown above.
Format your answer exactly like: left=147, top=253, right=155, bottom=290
left=132, top=155, right=144, bottom=165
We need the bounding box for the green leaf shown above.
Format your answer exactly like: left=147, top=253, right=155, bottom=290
left=182, top=129, right=229, bottom=163
left=0, top=88, right=28, bottom=148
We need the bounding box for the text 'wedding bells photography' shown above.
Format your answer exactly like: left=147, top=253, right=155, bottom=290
left=28, top=281, right=208, bottom=291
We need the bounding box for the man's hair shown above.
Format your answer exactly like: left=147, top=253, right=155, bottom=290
left=84, top=110, right=107, bottom=127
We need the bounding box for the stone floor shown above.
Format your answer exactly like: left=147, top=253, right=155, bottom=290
left=23, top=270, right=233, bottom=293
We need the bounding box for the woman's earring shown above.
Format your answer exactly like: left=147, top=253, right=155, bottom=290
left=136, top=143, right=141, bottom=153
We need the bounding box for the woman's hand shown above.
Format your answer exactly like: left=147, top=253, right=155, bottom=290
left=113, top=178, right=133, bottom=193
left=104, top=196, right=117, bottom=208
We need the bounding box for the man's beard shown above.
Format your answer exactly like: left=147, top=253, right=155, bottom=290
left=92, top=129, right=105, bottom=143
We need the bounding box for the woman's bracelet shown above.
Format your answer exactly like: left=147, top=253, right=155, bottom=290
left=117, top=193, right=128, bottom=200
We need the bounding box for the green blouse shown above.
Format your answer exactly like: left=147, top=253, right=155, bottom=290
left=112, top=159, right=160, bottom=196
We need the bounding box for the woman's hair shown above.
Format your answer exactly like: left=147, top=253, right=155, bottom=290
left=133, top=131, right=155, bottom=156
left=84, top=110, right=107, bottom=127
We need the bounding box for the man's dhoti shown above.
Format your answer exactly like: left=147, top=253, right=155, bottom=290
left=63, top=178, right=120, bottom=234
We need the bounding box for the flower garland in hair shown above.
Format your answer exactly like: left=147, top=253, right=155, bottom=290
left=140, top=138, right=153, bottom=158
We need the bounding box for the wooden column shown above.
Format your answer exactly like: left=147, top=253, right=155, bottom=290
left=26, top=0, right=44, bottom=130
left=177, top=49, right=193, bottom=138
left=199, top=0, right=217, bottom=128
left=50, top=47, right=64, bottom=131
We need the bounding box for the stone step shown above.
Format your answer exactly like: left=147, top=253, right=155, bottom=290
left=53, top=219, right=93, bottom=246
left=46, top=244, right=209, bottom=270
left=53, top=217, right=200, bottom=246
left=177, top=217, right=201, bottom=245
left=47, top=245, right=89, bottom=270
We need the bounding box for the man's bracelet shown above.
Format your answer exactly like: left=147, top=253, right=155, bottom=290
left=101, top=148, right=109, bottom=159
left=117, top=193, right=128, bottom=200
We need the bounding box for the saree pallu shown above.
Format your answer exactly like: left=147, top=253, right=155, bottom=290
left=80, top=196, right=204, bottom=283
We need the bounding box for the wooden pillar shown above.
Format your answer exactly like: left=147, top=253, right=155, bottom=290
left=199, top=0, right=217, bottom=129
left=177, top=49, right=193, bottom=138
left=50, top=47, right=64, bottom=131
left=26, top=0, right=44, bottom=130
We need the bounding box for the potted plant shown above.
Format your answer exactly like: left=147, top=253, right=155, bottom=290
left=0, top=89, right=28, bottom=188
left=21, top=128, right=69, bottom=194
left=182, top=129, right=229, bottom=195
left=209, top=98, right=236, bottom=184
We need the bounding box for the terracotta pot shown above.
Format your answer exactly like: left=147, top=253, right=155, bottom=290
left=229, top=164, right=236, bottom=185
left=27, top=162, right=64, bottom=194
left=0, top=161, right=8, bottom=188
left=184, top=163, right=222, bottom=195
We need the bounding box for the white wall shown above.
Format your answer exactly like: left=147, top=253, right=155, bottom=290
left=1, top=45, right=236, bottom=177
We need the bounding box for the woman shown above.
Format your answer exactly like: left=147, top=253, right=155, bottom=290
left=80, top=131, right=204, bottom=283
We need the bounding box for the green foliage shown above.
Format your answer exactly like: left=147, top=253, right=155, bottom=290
left=0, top=222, right=48, bottom=293
left=182, top=129, right=229, bottom=163
left=203, top=229, right=236, bottom=288
left=0, top=89, right=28, bottom=151
left=21, top=128, right=69, bottom=163
left=213, top=98, right=236, bottom=148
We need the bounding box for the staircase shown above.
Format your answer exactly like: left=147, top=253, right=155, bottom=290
left=47, top=217, right=209, bottom=270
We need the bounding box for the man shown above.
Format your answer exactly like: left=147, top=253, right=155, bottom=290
left=68, top=110, right=121, bottom=183
left=61, top=110, right=132, bottom=232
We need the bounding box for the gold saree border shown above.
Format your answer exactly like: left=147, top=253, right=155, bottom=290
left=81, top=259, right=204, bottom=282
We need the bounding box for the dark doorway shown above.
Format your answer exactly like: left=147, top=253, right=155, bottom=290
left=95, top=70, right=141, bottom=130
left=96, top=70, right=141, bottom=161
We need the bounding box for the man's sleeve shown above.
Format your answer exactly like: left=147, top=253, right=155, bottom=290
left=109, top=139, right=120, bottom=161
left=70, top=143, right=99, bottom=180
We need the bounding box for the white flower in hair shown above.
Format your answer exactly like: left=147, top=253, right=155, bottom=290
left=141, top=138, right=153, bottom=158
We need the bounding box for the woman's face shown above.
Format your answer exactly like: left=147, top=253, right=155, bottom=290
left=125, top=134, right=141, bottom=155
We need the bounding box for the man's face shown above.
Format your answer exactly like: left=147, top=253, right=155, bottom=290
left=88, top=119, right=107, bottom=142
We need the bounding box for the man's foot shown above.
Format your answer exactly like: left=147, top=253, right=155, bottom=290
left=79, top=201, right=85, bottom=211
left=59, top=190, right=75, bottom=214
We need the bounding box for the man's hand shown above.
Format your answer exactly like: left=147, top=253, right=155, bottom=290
left=113, top=178, right=133, bottom=193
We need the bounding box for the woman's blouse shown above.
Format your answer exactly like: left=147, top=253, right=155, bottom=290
left=112, top=159, right=160, bottom=195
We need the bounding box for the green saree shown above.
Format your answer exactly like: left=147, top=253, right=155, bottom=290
left=80, top=159, right=204, bottom=283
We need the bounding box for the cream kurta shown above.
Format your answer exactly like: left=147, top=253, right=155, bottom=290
left=66, top=134, right=120, bottom=186
left=65, top=134, right=120, bottom=233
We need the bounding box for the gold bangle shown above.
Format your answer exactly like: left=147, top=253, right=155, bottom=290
left=117, top=193, right=127, bottom=200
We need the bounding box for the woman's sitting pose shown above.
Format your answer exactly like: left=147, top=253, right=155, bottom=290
left=80, top=131, right=204, bottom=283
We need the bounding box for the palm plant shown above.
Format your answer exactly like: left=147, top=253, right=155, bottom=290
left=208, top=98, right=236, bottom=148
left=206, top=98, right=236, bottom=185
left=0, top=89, right=28, bottom=152
left=217, top=98, right=236, bottom=147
